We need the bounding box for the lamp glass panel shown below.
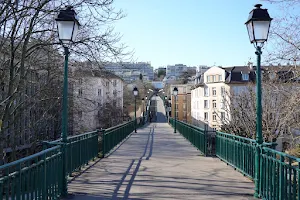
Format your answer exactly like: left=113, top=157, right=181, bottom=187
left=71, top=22, right=79, bottom=42
left=253, top=21, right=270, bottom=43
left=57, top=21, right=74, bottom=43
left=133, top=91, right=138, bottom=96
left=246, top=22, right=254, bottom=43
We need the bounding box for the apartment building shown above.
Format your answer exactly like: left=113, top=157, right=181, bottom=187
left=170, top=84, right=193, bottom=123
left=166, top=64, right=187, bottom=78
left=72, top=70, right=124, bottom=132
left=191, top=66, right=255, bottom=130
left=104, top=62, right=154, bottom=82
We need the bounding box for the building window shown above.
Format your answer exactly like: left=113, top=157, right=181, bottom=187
left=204, top=112, right=208, bottom=121
left=98, top=89, right=102, bottom=96
left=242, top=73, right=249, bottom=81
left=106, top=81, right=109, bottom=87
left=113, top=90, right=117, bottom=97
left=183, top=95, right=187, bottom=101
left=175, top=111, right=179, bottom=118
left=213, top=113, right=217, bottom=121
left=212, top=75, right=216, bottom=82
left=212, top=87, right=216, bottom=96
left=79, top=78, right=83, bottom=84
left=204, top=87, right=209, bottom=96
left=113, top=80, right=117, bottom=86
left=207, top=75, right=211, bottom=83
left=213, top=100, right=216, bottom=108
left=212, top=125, right=217, bottom=131
left=183, top=87, right=186, bottom=94
left=78, top=88, right=83, bottom=96
left=219, top=75, right=222, bottom=81
left=221, top=87, right=226, bottom=96
left=183, top=111, right=187, bottom=118
left=183, top=103, right=186, bottom=110
left=204, top=100, right=209, bottom=108
left=220, top=100, right=225, bottom=109
left=175, top=104, right=179, bottom=109
left=221, top=112, right=225, bottom=121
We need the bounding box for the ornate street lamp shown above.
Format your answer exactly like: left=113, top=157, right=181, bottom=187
left=245, top=4, right=272, bottom=198
left=56, top=6, right=80, bottom=197
left=173, top=87, right=178, bottom=133
left=133, top=87, right=139, bottom=132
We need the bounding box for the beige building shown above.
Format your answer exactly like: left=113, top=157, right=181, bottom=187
left=191, top=66, right=255, bottom=130
left=170, top=84, right=193, bottom=123
left=72, top=69, right=124, bottom=133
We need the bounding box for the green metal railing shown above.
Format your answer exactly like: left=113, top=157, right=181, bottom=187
left=216, top=131, right=256, bottom=178
left=169, top=119, right=299, bottom=199
left=0, top=120, right=137, bottom=199
left=102, top=120, right=134, bottom=156
left=0, top=146, right=62, bottom=200
left=259, top=147, right=300, bottom=200
left=66, top=130, right=99, bottom=174
left=169, top=118, right=208, bottom=155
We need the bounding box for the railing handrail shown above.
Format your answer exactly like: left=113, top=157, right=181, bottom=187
left=170, top=117, right=205, bottom=132
left=262, top=146, right=300, bottom=162
left=67, top=130, right=98, bottom=140
left=105, top=120, right=134, bottom=133
left=176, top=119, right=205, bottom=132
left=216, top=131, right=256, bottom=143
left=0, top=145, right=60, bottom=170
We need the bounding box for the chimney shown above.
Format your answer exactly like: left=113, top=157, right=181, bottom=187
left=248, top=62, right=253, bottom=70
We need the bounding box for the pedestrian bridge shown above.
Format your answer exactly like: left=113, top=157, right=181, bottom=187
left=0, top=97, right=298, bottom=200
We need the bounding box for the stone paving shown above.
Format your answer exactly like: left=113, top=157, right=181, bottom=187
left=66, top=97, right=256, bottom=200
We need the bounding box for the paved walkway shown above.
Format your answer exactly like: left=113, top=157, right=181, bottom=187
left=67, top=97, right=255, bottom=200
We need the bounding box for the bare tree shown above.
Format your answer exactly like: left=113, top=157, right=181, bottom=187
left=261, top=0, right=300, bottom=66
left=0, top=0, right=128, bottom=162
left=220, top=80, right=300, bottom=145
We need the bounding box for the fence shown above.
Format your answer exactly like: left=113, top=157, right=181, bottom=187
left=169, top=118, right=299, bottom=199
left=102, top=121, right=135, bottom=156
left=259, top=147, right=300, bottom=200
left=216, top=131, right=256, bottom=178
left=169, top=118, right=211, bottom=156
left=0, top=120, right=135, bottom=200
left=0, top=146, right=62, bottom=200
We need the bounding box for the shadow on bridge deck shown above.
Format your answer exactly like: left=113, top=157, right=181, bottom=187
left=66, top=98, right=256, bottom=200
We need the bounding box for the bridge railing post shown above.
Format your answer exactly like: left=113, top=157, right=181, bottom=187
left=100, top=129, right=106, bottom=158
left=204, top=124, right=208, bottom=156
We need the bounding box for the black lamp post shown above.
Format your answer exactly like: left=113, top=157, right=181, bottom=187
left=173, top=87, right=178, bottom=133
left=245, top=4, right=272, bottom=198
left=133, top=87, right=138, bottom=133
left=55, top=6, right=80, bottom=197
left=168, top=97, right=171, bottom=121
left=142, top=98, right=145, bottom=124
left=145, top=95, right=148, bottom=122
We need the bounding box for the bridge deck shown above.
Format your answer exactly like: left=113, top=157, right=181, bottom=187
left=67, top=98, right=255, bottom=200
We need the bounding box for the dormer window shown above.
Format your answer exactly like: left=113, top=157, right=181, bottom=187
left=218, top=75, right=222, bottom=81
left=242, top=73, right=249, bottom=81
left=207, top=75, right=210, bottom=82
left=212, top=75, right=216, bottom=82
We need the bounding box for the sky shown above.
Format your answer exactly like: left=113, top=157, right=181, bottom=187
left=113, top=0, right=280, bottom=68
